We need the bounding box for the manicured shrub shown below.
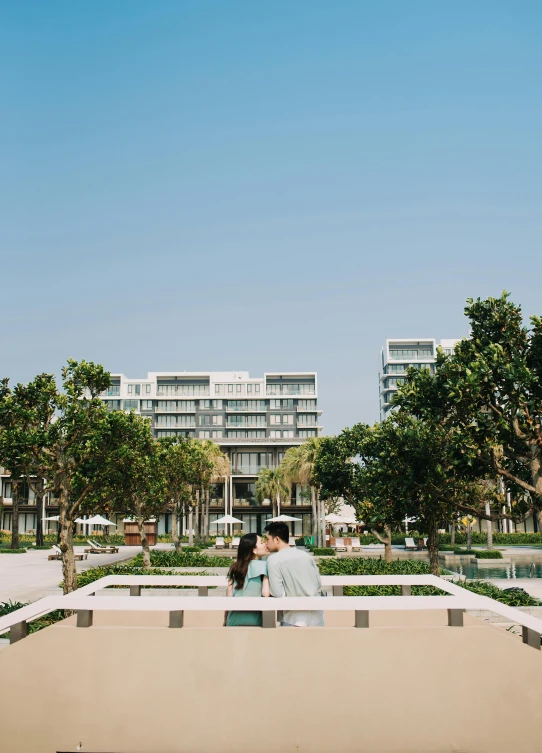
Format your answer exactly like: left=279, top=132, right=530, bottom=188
left=182, top=546, right=202, bottom=553
left=312, top=548, right=336, bottom=556
left=73, top=564, right=214, bottom=589
left=130, top=550, right=233, bottom=568
left=0, top=548, right=27, bottom=554
left=295, top=537, right=306, bottom=546
left=453, top=548, right=477, bottom=555
left=462, top=581, right=539, bottom=606
left=317, top=558, right=432, bottom=575
left=474, top=550, right=503, bottom=559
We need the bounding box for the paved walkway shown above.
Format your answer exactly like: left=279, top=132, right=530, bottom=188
left=0, top=546, right=140, bottom=603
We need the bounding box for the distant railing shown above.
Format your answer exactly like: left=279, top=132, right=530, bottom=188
left=1, top=575, right=541, bottom=649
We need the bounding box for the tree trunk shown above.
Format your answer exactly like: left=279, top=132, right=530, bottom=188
left=11, top=480, right=20, bottom=550
left=205, top=490, right=210, bottom=542
left=485, top=501, right=493, bottom=549
left=427, top=517, right=440, bottom=576
left=466, top=517, right=472, bottom=550
left=35, top=487, right=44, bottom=547
left=373, top=525, right=392, bottom=563
left=137, top=515, right=151, bottom=569
left=59, top=491, right=77, bottom=593
left=310, top=486, right=317, bottom=538
left=450, top=522, right=456, bottom=548
left=188, top=507, right=194, bottom=546
left=195, top=491, right=201, bottom=544
left=172, top=504, right=181, bottom=552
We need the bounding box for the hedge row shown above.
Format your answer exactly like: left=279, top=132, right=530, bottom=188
left=130, top=550, right=233, bottom=568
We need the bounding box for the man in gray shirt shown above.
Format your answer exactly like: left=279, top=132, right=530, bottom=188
left=265, top=522, right=324, bottom=627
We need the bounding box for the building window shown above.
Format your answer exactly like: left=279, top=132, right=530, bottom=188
left=200, top=415, right=211, bottom=426
left=255, top=384, right=260, bottom=394
left=270, top=414, right=281, bottom=425
left=127, top=384, right=141, bottom=396
left=212, top=415, right=223, bottom=425
left=212, top=430, right=223, bottom=438
left=123, top=400, right=139, bottom=411
left=270, top=430, right=281, bottom=438
left=199, top=430, right=211, bottom=438
left=282, top=414, right=293, bottom=425
left=299, top=429, right=317, bottom=437
left=213, top=399, right=222, bottom=409
left=282, top=429, right=294, bottom=438
left=141, top=400, right=153, bottom=411
left=236, top=384, right=242, bottom=393
left=228, top=384, right=233, bottom=394
left=298, top=399, right=316, bottom=410
left=247, top=384, right=253, bottom=394
left=270, top=400, right=281, bottom=409
left=145, top=384, right=151, bottom=394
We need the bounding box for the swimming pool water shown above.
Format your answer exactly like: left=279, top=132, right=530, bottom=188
left=456, top=563, right=542, bottom=580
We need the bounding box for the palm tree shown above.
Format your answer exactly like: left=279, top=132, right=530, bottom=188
left=255, top=467, right=290, bottom=520
left=203, top=441, right=230, bottom=540
left=281, top=438, right=324, bottom=545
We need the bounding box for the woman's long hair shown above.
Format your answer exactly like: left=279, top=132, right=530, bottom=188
left=228, top=533, right=258, bottom=590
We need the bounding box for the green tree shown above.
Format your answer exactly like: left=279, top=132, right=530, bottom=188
left=0, top=362, right=113, bottom=592
left=396, top=292, right=540, bottom=528
left=92, top=411, right=166, bottom=568
left=255, top=467, right=290, bottom=520
left=282, top=437, right=325, bottom=545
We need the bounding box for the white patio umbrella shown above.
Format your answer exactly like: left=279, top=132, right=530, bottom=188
left=42, top=515, right=87, bottom=524
left=265, top=514, right=303, bottom=522
left=210, top=514, right=244, bottom=537
left=84, top=515, right=117, bottom=527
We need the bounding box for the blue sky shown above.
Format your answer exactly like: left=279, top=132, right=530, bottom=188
left=1, top=1, right=541, bottom=433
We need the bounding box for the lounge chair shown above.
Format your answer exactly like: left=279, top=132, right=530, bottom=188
left=350, top=537, right=362, bottom=551
left=405, top=537, right=417, bottom=550
left=48, top=545, right=88, bottom=561
left=215, top=537, right=225, bottom=550
left=231, top=537, right=240, bottom=549
left=334, top=537, right=347, bottom=552
left=288, top=536, right=296, bottom=547
left=84, top=539, right=119, bottom=554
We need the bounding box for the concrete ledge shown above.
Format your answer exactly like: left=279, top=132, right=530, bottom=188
left=1, top=616, right=542, bottom=752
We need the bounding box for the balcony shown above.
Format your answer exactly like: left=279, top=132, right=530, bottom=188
left=225, top=406, right=267, bottom=412
left=156, top=423, right=196, bottom=430
left=226, top=422, right=267, bottom=429
left=232, top=466, right=266, bottom=475
left=154, top=407, right=196, bottom=413
left=156, top=388, right=210, bottom=397
left=266, top=386, right=316, bottom=396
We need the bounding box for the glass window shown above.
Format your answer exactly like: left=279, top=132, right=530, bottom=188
left=212, top=430, right=223, bottom=438
left=199, top=430, right=211, bottom=438
left=282, top=429, right=294, bottom=438
left=255, top=384, right=260, bottom=394
left=145, top=384, right=151, bottom=394
left=282, top=414, right=294, bottom=424
left=247, top=384, right=253, bottom=394
left=236, top=384, right=242, bottom=393
left=270, top=430, right=281, bottom=438
left=213, top=399, right=222, bottom=409
left=270, top=414, right=281, bottom=425
left=270, top=399, right=281, bottom=409
left=228, top=384, right=233, bottom=394
left=141, top=400, right=153, bottom=410
left=200, top=415, right=210, bottom=426
left=128, top=385, right=133, bottom=394
left=123, top=400, right=139, bottom=411
left=212, top=415, right=223, bottom=425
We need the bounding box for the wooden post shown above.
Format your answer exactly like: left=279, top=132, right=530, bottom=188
left=262, top=611, right=277, bottom=628
left=198, top=586, right=208, bottom=597
left=332, top=585, right=344, bottom=596
left=129, top=585, right=141, bottom=597
left=447, top=609, right=464, bottom=627
left=169, top=611, right=184, bottom=628
left=10, top=621, right=28, bottom=644
left=522, top=626, right=541, bottom=650
left=76, top=611, right=93, bottom=628
left=355, top=611, right=369, bottom=628
left=401, top=585, right=412, bottom=596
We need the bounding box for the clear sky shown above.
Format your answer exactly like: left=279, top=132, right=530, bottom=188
left=1, top=1, right=541, bottom=434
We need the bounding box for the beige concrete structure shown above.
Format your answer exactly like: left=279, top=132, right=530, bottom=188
left=1, top=610, right=542, bottom=753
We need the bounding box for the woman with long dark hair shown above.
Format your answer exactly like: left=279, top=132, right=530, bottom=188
left=224, top=533, right=270, bottom=626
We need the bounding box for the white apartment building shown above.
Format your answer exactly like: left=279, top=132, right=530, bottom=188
left=379, top=338, right=458, bottom=420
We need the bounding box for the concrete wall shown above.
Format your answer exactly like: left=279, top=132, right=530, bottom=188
left=1, top=613, right=542, bottom=753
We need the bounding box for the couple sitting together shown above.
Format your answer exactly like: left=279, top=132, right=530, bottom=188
left=225, top=522, right=324, bottom=627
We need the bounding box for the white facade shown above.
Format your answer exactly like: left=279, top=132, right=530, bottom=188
left=379, top=338, right=459, bottom=420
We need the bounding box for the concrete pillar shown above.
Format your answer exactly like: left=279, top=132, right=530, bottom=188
left=355, top=611, right=369, bottom=628
left=129, top=586, right=141, bottom=597
left=169, top=611, right=184, bottom=628
left=10, top=621, right=28, bottom=644
left=77, top=611, right=93, bottom=628
left=447, top=609, right=464, bottom=627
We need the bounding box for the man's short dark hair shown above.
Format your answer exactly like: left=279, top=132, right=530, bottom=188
left=265, top=522, right=289, bottom=543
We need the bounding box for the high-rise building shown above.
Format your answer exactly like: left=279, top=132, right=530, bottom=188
left=0, top=371, right=323, bottom=537
left=379, top=339, right=458, bottom=420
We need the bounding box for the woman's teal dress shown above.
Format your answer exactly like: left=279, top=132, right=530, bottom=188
left=226, top=560, right=268, bottom=627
